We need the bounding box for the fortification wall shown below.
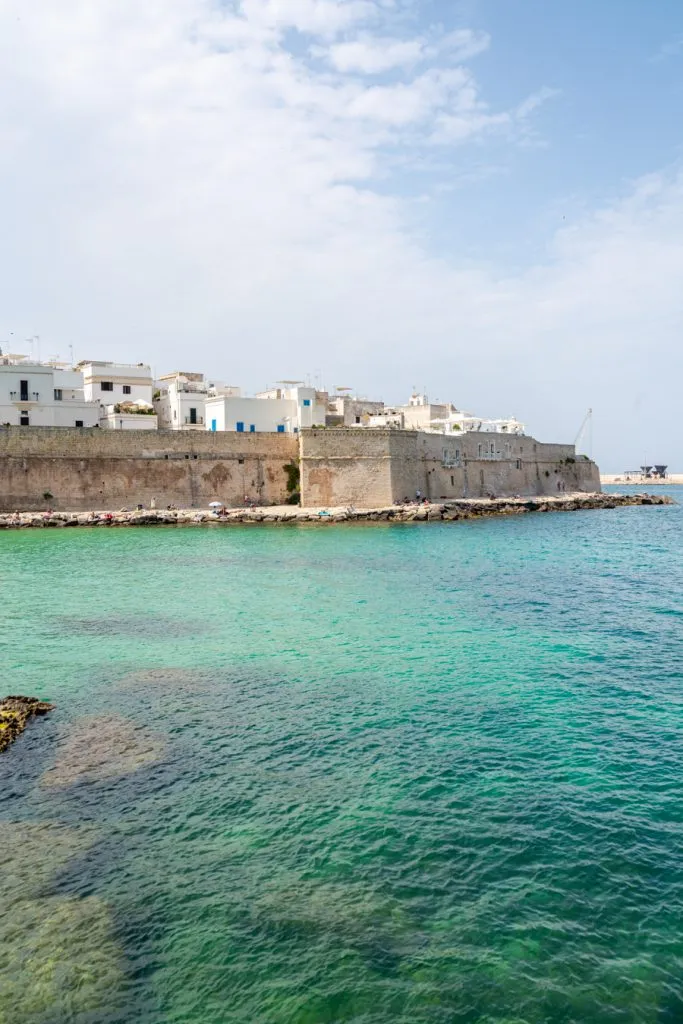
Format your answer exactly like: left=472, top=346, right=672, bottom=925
left=0, top=425, right=600, bottom=512
left=0, top=427, right=297, bottom=510
left=300, top=428, right=600, bottom=507
left=299, top=429, right=394, bottom=507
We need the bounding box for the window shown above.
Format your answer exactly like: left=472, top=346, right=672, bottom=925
left=490, top=442, right=495, bottom=455
left=238, top=458, right=244, bottom=465
left=189, top=407, right=197, bottom=425
left=75, top=420, right=84, bottom=428
left=249, top=424, right=255, bottom=433
left=236, top=421, right=245, bottom=432
left=451, top=475, right=455, bottom=487
left=303, top=399, right=311, bottom=407
left=54, top=388, right=63, bottom=401
left=20, top=413, right=29, bottom=426
left=101, top=382, right=113, bottom=392
left=123, top=385, right=131, bottom=395
left=20, top=380, right=29, bottom=401
left=478, top=443, right=482, bottom=457
left=355, top=416, right=361, bottom=424
left=173, top=409, right=177, bottom=420
left=516, top=459, right=522, bottom=470
left=277, top=424, right=285, bottom=433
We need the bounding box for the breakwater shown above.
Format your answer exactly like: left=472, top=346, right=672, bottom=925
left=0, top=492, right=672, bottom=529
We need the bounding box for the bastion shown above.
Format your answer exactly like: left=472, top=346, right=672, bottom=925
left=0, top=425, right=600, bottom=512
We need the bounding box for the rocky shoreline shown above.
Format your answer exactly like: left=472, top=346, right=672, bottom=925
left=0, top=695, right=55, bottom=753
left=0, top=492, right=674, bottom=529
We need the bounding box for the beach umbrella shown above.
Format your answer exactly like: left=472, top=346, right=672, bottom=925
left=209, top=501, right=223, bottom=508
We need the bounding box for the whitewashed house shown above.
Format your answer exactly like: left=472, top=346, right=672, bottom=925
left=365, top=393, right=525, bottom=436
left=78, top=361, right=158, bottom=430
left=154, top=372, right=241, bottom=430
left=0, top=354, right=99, bottom=427
left=205, top=383, right=327, bottom=434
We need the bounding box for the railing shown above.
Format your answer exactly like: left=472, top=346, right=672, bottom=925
left=184, top=415, right=204, bottom=424
left=10, top=391, right=39, bottom=402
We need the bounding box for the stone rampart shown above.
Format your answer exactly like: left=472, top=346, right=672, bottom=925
left=0, top=425, right=601, bottom=512
left=0, top=427, right=297, bottom=510
left=300, top=428, right=600, bottom=507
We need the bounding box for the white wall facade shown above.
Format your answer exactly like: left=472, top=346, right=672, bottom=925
left=155, top=374, right=242, bottom=431
left=205, top=384, right=328, bottom=434
left=0, top=360, right=99, bottom=427
left=78, top=361, right=155, bottom=429
left=100, top=411, right=158, bottom=430
left=155, top=381, right=207, bottom=430
left=206, top=395, right=298, bottom=434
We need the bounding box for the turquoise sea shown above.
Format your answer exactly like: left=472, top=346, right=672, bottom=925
left=1, top=488, right=682, bottom=1023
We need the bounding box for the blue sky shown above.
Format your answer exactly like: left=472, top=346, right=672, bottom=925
left=0, top=0, right=682, bottom=469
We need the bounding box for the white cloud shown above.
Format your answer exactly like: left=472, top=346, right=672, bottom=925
left=0, top=0, right=680, bottom=468
left=439, top=29, right=491, bottom=62
left=241, top=0, right=379, bottom=39
left=326, top=37, right=425, bottom=74
left=323, top=27, right=490, bottom=75
left=515, top=86, right=560, bottom=119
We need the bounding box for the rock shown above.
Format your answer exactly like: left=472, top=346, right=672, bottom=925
left=0, top=895, right=124, bottom=1023
left=0, top=822, right=124, bottom=1023
left=41, top=713, right=165, bottom=789
left=0, top=696, right=55, bottom=754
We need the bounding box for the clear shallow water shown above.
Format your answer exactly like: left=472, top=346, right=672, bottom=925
left=1, top=494, right=682, bottom=1024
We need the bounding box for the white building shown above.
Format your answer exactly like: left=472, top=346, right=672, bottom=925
left=0, top=354, right=99, bottom=428
left=205, top=383, right=327, bottom=434
left=366, top=392, right=525, bottom=436
left=154, top=372, right=241, bottom=430
left=78, top=361, right=157, bottom=430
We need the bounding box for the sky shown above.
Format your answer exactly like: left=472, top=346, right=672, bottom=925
left=0, top=0, right=682, bottom=471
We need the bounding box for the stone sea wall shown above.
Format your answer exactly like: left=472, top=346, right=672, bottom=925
left=0, top=427, right=297, bottom=511
left=0, top=425, right=601, bottom=512
left=0, top=493, right=671, bottom=530
left=300, top=429, right=601, bottom=507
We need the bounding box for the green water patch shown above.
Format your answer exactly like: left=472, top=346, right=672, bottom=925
left=2, top=508, right=683, bottom=1021
left=0, top=822, right=126, bottom=1023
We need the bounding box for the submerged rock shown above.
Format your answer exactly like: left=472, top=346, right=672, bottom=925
left=0, top=696, right=54, bottom=754
left=115, top=666, right=215, bottom=694
left=41, top=713, right=165, bottom=789
left=0, top=895, right=124, bottom=1024
left=0, top=822, right=124, bottom=1024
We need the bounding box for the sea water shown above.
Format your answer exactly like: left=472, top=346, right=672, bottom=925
left=1, top=491, right=682, bottom=1023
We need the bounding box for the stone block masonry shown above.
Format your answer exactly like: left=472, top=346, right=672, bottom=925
left=0, top=425, right=601, bottom=512
left=0, top=427, right=298, bottom=511
left=300, top=429, right=600, bottom=507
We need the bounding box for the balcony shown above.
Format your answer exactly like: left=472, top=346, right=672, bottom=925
left=184, top=415, right=204, bottom=425
left=10, top=391, right=40, bottom=404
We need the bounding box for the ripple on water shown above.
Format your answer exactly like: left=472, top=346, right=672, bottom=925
left=0, top=823, right=125, bottom=1024
left=1, top=504, right=682, bottom=1022
left=41, top=714, right=166, bottom=790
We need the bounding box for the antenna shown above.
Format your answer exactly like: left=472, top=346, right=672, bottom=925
left=575, top=408, right=593, bottom=457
